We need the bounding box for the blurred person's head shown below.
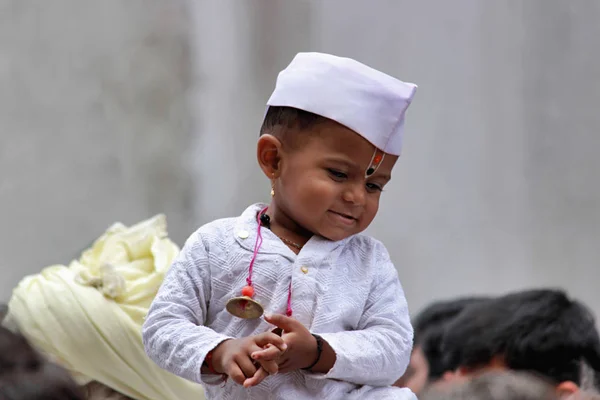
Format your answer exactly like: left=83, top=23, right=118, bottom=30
left=0, top=326, right=84, bottom=400
left=394, top=296, right=491, bottom=393
left=442, top=289, right=600, bottom=396
left=420, top=370, right=560, bottom=400
left=394, top=343, right=430, bottom=394
left=256, top=53, right=416, bottom=244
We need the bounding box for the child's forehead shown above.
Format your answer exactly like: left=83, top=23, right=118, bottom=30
left=300, top=121, right=397, bottom=176
left=307, top=120, right=381, bottom=155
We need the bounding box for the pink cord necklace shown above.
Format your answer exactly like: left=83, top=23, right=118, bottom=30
left=225, top=207, right=294, bottom=319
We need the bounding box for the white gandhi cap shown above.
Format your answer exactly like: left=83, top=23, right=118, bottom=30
left=266, top=52, right=417, bottom=156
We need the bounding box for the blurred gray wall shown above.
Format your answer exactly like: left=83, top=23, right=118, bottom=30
left=1, top=0, right=599, bottom=318
left=0, top=0, right=195, bottom=297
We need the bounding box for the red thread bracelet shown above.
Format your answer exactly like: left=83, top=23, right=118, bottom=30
left=204, top=350, right=228, bottom=384
left=205, top=350, right=217, bottom=374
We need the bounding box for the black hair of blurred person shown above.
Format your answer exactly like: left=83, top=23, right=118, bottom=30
left=442, top=288, right=600, bottom=394
left=413, top=296, right=492, bottom=380
left=0, top=325, right=84, bottom=400
left=394, top=296, right=492, bottom=393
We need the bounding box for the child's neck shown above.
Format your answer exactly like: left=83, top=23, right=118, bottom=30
left=265, top=202, right=313, bottom=251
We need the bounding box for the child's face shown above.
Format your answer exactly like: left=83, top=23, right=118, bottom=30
left=271, top=119, right=397, bottom=241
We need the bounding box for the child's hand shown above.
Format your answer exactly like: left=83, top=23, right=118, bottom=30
left=250, top=314, right=319, bottom=374
left=211, top=332, right=287, bottom=387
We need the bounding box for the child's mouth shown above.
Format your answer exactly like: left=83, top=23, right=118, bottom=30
left=329, top=211, right=357, bottom=225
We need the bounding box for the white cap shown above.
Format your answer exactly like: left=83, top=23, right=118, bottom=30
left=266, top=52, right=417, bottom=156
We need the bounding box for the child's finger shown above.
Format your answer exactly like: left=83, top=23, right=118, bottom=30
left=228, top=363, right=246, bottom=386
left=243, top=366, right=270, bottom=388
left=254, top=332, right=287, bottom=352
left=257, top=359, right=279, bottom=375
left=264, top=313, right=298, bottom=332
left=247, top=343, right=282, bottom=361
left=236, top=355, right=258, bottom=379
left=251, top=344, right=282, bottom=361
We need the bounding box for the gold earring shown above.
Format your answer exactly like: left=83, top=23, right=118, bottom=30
left=270, top=174, right=275, bottom=197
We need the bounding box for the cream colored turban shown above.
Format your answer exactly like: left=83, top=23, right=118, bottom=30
left=4, top=215, right=205, bottom=400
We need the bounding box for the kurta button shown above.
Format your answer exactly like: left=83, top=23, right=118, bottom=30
left=238, top=230, right=249, bottom=239
left=301, top=266, right=308, bottom=274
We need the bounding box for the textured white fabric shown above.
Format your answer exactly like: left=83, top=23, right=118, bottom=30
left=266, top=52, right=417, bottom=156
left=143, top=204, right=414, bottom=400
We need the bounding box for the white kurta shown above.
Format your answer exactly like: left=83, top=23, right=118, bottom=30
left=142, top=204, right=415, bottom=400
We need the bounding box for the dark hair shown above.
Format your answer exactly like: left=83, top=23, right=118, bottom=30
left=0, top=326, right=84, bottom=400
left=413, top=296, right=491, bottom=380
left=420, top=371, right=559, bottom=400
left=259, top=106, right=325, bottom=138
left=442, top=289, right=600, bottom=389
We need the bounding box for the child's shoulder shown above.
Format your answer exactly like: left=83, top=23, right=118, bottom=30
left=346, top=233, right=385, bottom=248
left=344, top=233, right=392, bottom=262
left=196, top=215, right=238, bottom=235
left=188, top=205, right=259, bottom=249
left=189, top=216, right=238, bottom=249
left=336, top=234, right=398, bottom=281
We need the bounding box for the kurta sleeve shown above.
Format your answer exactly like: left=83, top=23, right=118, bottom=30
left=312, top=245, right=413, bottom=386
left=142, top=231, right=232, bottom=385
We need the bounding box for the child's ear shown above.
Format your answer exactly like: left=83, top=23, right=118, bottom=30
left=257, top=134, right=283, bottom=178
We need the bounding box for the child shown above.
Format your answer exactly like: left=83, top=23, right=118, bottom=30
left=142, top=52, right=417, bottom=399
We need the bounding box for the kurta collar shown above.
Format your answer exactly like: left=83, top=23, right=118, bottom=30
left=232, top=204, right=352, bottom=264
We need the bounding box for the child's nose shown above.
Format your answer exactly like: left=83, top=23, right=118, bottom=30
left=342, top=183, right=366, bottom=206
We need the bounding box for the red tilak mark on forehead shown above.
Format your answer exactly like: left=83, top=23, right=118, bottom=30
left=365, top=149, right=385, bottom=177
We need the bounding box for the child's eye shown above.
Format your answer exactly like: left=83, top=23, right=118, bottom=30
left=366, top=183, right=383, bottom=192
left=328, top=169, right=347, bottom=180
